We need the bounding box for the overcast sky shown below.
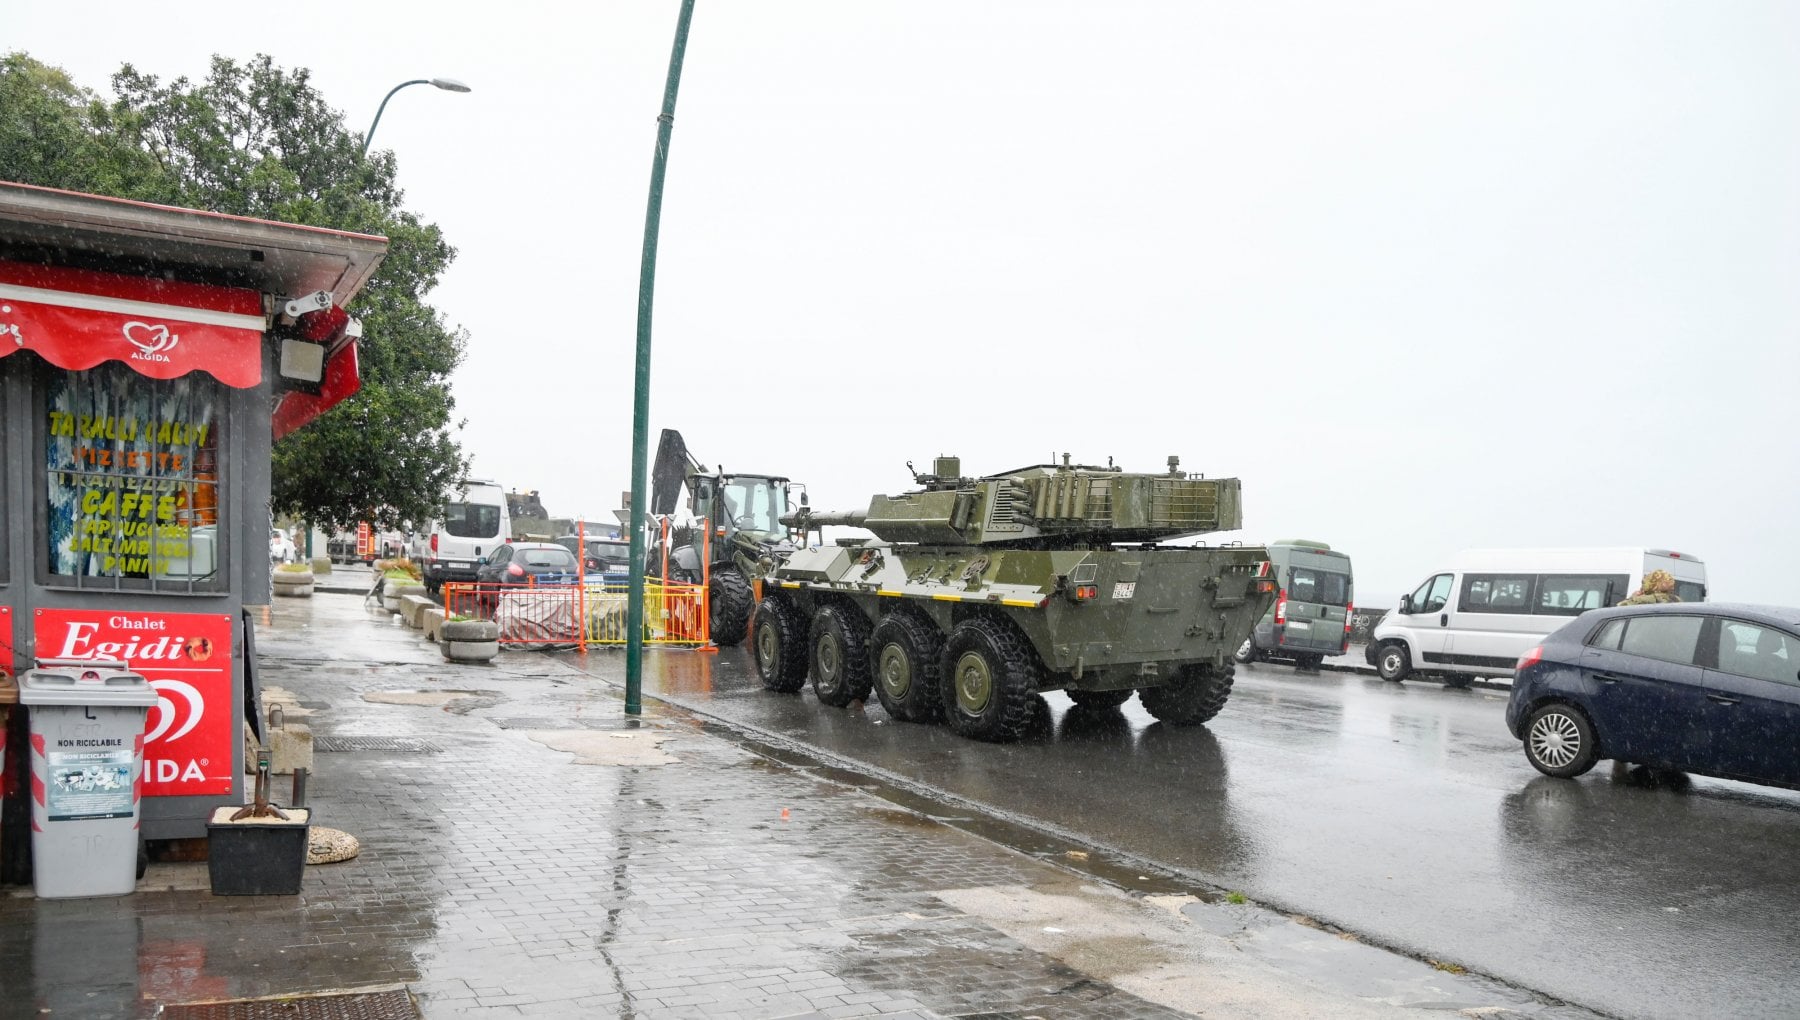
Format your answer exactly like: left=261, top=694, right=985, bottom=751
left=12, top=2, right=1798, bottom=604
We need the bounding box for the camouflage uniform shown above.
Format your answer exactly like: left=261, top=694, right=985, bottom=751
left=1617, top=569, right=1679, bottom=607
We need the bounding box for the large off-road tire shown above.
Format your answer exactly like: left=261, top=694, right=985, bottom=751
left=753, top=595, right=809, bottom=693
left=1376, top=642, right=1412, bottom=682
left=1066, top=689, right=1133, bottom=709
left=941, top=617, right=1041, bottom=743
left=810, top=604, right=875, bottom=708
left=1139, top=662, right=1234, bottom=726
left=870, top=611, right=944, bottom=722
left=1525, top=703, right=1600, bottom=778
left=709, top=567, right=755, bottom=647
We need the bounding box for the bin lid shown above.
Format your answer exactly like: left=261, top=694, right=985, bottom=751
left=20, top=664, right=159, bottom=707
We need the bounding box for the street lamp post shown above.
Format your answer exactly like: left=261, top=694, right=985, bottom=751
left=361, top=77, right=472, bottom=158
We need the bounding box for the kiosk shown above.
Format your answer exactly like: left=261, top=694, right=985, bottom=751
left=0, top=182, right=387, bottom=880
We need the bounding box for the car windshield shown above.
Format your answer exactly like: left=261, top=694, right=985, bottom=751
left=588, top=541, right=631, bottom=566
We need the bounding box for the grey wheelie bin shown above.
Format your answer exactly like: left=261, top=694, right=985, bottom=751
left=20, top=660, right=159, bottom=898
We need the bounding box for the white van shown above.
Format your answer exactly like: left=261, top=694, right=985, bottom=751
left=413, top=479, right=512, bottom=595
left=1368, top=547, right=1706, bottom=685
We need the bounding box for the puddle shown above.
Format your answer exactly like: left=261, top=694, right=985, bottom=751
left=362, top=689, right=495, bottom=709
left=525, top=729, right=680, bottom=766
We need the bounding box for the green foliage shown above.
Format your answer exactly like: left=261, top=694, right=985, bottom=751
left=0, top=52, right=466, bottom=532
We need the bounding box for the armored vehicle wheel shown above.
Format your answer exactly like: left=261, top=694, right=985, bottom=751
left=1139, top=662, right=1234, bottom=726
left=753, top=595, right=809, bottom=692
left=941, top=617, right=1040, bottom=743
left=870, top=612, right=944, bottom=722
left=1376, top=642, right=1411, bottom=682
left=1066, top=689, right=1133, bottom=709
left=810, top=604, right=875, bottom=708
left=1233, top=638, right=1256, bottom=664
left=709, top=567, right=755, bottom=647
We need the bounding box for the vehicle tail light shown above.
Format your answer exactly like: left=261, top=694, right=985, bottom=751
left=1251, top=577, right=1277, bottom=594
left=1074, top=583, right=1099, bottom=601
left=1516, top=645, right=1543, bottom=671
left=1275, top=588, right=1287, bottom=626
left=507, top=563, right=524, bottom=578
left=430, top=533, right=438, bottom=553
left=1342, top=602, right=1354, bottom=651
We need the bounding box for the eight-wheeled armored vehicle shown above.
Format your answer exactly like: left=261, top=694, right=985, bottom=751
left=756, top=455, right=1277, bottom=741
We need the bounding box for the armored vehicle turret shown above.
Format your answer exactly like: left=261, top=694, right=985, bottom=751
left=756, top=454, right=1277, bottom=742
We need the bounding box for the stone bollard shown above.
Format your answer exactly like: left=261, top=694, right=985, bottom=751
left=400, top=594, right=434, bottom=629
left=272, top=567, right=315, bottom=597
left=442, top=619, right=500, bottom=663
left=423, top=607, right=447, bottom=643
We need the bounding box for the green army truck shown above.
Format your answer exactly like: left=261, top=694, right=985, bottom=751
left=757, top=455, right=1278, bottom=742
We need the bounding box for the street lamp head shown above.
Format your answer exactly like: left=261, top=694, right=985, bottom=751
left=430, top=78, right=473, bottom=93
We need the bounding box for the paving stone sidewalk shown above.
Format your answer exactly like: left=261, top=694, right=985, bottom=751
left=0, top=588, right=1221, bottom=1020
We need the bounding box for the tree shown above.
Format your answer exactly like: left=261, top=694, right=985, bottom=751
left=0, top=52, right=467, bottom=532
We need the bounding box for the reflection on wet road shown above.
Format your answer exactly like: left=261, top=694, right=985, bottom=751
left=623, top=647, right=1800, bottom=1020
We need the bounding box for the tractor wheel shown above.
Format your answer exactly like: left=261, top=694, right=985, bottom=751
left=941, top=617, right=1041, bottom=743
left=810, top=604, right=875, bottom=708
left=1139, top=662, right=1234, bottom=726
left=753, top=594, right=808, bottom=693
left=870, top=611, right=945, bottom=722
left=709, top=567, right=755, bottom=647
left=1066, top=689, right=1133, bottom=709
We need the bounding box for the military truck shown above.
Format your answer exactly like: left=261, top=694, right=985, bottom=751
left=758, top=454, right=1277, bottom=742
left=648, top=429, right=800, bottom=646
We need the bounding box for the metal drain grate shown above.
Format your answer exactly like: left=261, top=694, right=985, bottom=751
left=162, top=987, right=420, bottom=1019
left=314, top=735, right=442, bottom=753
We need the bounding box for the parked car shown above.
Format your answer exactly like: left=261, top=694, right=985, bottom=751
left=1374, top=547, right=1707, bottom=685
left=471, top=542, right=580, bottom=614
left=413, top=478, right=513, bottom=596
left=270, top=527, right=296, bottom=564
left=1234, top=539, right=1354, bottom=670
left=1506, top=602, right=1800, bottom=790
left=553, top=535, right=633, bottom=579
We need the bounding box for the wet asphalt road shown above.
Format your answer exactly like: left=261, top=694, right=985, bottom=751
left=611, top=647, right=1800, bottom=1020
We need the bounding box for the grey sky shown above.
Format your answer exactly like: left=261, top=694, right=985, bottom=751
left=13, top=2, right=1798, bottom=605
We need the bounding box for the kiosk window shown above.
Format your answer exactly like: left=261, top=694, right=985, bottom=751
left=39, top=362, right=223, bottom=592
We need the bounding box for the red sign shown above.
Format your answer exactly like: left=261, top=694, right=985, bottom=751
left=33, top=609, right=236, bottom=797
left=0, top=260, right=265, bottom=389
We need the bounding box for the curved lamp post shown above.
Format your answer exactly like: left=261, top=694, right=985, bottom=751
left=361, top=77, right=472, bottom=157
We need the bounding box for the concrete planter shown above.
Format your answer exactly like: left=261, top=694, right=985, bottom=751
left=271, top=569, right=315, bottom=597
left=442, top=619, right=500, bottom=663
left=381, top=579, right=426, bottom=613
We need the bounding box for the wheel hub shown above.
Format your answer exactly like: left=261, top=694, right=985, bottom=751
left=756, top=624, right=778, bottom=671
left=955, top=652, right=992, bottom=713
left=879, top=645, right=911, bottom=699
left=817, top=633, right=841, bottom=683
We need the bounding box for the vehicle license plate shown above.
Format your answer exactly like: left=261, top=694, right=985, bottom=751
left=448, top=561, right=470, bottom=569
left=1287, top=620, right=1311, bottom=631
left=1113, top=582, right=1136, bottom=599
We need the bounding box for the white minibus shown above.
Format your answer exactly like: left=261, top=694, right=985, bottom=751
left=1368, top=547, right=1706, bottom=685
left=411, top=479, right=512, bottom=595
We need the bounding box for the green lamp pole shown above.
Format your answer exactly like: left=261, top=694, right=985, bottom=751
left=627, top=0, right=698, bottom=715
left=361, top=77, right=472, bottom=158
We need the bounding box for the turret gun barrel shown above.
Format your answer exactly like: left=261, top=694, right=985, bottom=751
left=782, top=507, right=868, bottom=531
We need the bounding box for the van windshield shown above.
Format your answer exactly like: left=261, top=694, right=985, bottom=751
left=444, top=502, right=501, bottom=539
left=1289, top=567, right=1351, bottom=607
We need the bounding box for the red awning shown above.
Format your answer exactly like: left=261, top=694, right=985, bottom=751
left=0, top=260, right=265, bottom=388
left=271, top=340, right=361, bottom=441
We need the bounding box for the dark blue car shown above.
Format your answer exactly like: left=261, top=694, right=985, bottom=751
left=1506, top=602, right=1800, bottom=788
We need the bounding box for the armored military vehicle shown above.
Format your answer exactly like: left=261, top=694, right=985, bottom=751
left=757, top=455, right=1277, bottom=742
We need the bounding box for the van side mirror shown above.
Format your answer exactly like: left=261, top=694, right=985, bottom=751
left=1399, top=594, right=1414, bottom=615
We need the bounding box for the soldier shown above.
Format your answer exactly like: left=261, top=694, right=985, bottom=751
left=1617, top=569, right=1680, bottom=607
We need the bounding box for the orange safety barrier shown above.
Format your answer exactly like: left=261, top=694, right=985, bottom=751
left=442, top=578, right=711, bottom=648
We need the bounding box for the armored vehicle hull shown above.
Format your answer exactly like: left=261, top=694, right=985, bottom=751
left=754, top=455, right=1277, bottom=741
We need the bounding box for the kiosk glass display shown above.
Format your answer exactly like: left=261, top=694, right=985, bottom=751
left=37, top=361, right=224, bottom=593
